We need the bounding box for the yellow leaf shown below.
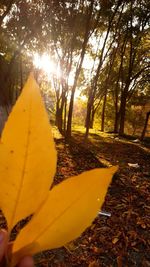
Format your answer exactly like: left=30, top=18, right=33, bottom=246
left=0, top=74, right=57, bottom=231
left=12, top=166, right=118, bottom=266
left=112, top=237, right=119, bottom=244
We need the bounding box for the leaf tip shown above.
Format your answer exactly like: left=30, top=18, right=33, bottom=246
left=109, top=165, right=119, bottom=174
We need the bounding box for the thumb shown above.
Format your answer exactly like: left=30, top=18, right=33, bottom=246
left=18, top=256, right=34, bottom=267
left=0, top=229, right=8, bottom=262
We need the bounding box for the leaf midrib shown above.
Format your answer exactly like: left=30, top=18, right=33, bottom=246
left=10, top=99, right=32, bottom=230
left=32, top=180, right=101, bottom=245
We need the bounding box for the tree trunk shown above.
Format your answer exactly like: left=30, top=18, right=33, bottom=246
left=66, top=0, right=94, bottom=139
left=66, top=87, right=75, bottom=138
left=85, top=116, right=90, bottom=139
left=56, top=107, right=62, bottom=132
left=140, top=111, right=150, bottom=141
left=55, top=101, right=63, bottom=133
left=55, top=99, right=60, bottom=126
left=101, top=92, right=107, bottom=132
left=55, top=86, right=67, bottom=133
left=114, top=111, right=120, bottom=133
left=90, top=108, right=95, bottom=129
left=119, top=88, right=128, bottom=136
left=85, top=88, right=93, bottom=138
left=63, top=96, right=67, bottom=134
left=113, top=74, right=120, bottom=133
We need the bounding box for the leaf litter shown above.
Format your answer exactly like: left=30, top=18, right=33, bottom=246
left=0, top=127, right=149, bottom=267
left=33, top=128, right=150, bottom=267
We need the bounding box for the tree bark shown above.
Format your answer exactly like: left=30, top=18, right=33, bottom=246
left=55, top=86, right=60, bottom=127
left=114, top=111, right=120, bottom=133
left=57, top=90, right=66, bottom=133
left=140, top=111, right=150, bottom=141
left=66, top=85, right=75, bottom=138
left=114, top=86, right=120, bottom=133
left=90, top=108, right=95, bottom=129
left=119, top=88, right=128, bottom=136
left=101, top=91, right=107, bottom=132
left=85, top=87, right=94, bottom=138
left=66, top=0, right=94, bottom=139
left=63, top=95, right=67, bottom=134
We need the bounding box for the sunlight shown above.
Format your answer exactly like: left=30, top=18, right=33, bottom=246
left=33, top=53, right=87, bottom=102
left=33, top=53, right=57, bottom=77
left=33, top=53, right=76, bottom=85
left=75, top=90, right=87, bottom=101
left=68, top=73, right=74, bottom=86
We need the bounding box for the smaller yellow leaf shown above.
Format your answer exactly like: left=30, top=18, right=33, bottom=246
left=12, top=166, right=118, bottom=266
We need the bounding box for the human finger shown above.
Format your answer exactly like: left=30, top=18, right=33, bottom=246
left=0, top=229, right=8, bottom=262
left=17, top=256, right=34, bottom=267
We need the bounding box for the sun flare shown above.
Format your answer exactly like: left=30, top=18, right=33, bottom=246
left=33, top=53, right=57, bottom=77
left=33, top=53, right=86, bottom=101
left=33, top=53, right=75, bottom=86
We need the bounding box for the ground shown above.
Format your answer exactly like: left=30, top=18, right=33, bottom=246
left=35, top=127, right=150, bottom=267
left=0, top=127, right=149, bottom=267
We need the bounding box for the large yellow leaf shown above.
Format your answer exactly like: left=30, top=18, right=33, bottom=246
left=0, top=74, right=57, bottom=231
left=12, top=166, right=118, bottom=266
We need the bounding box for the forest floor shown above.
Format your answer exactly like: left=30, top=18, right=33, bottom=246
left=35, top=127, right=150, bottom=267
left=0, top=127, right=149, bottom=267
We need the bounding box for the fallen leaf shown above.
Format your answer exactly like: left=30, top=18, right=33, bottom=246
left=117, top=255, right=122, bottom=267
left=88, top=260, right=99, bottom=267
left=112, top=237, right=119, bottom=244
